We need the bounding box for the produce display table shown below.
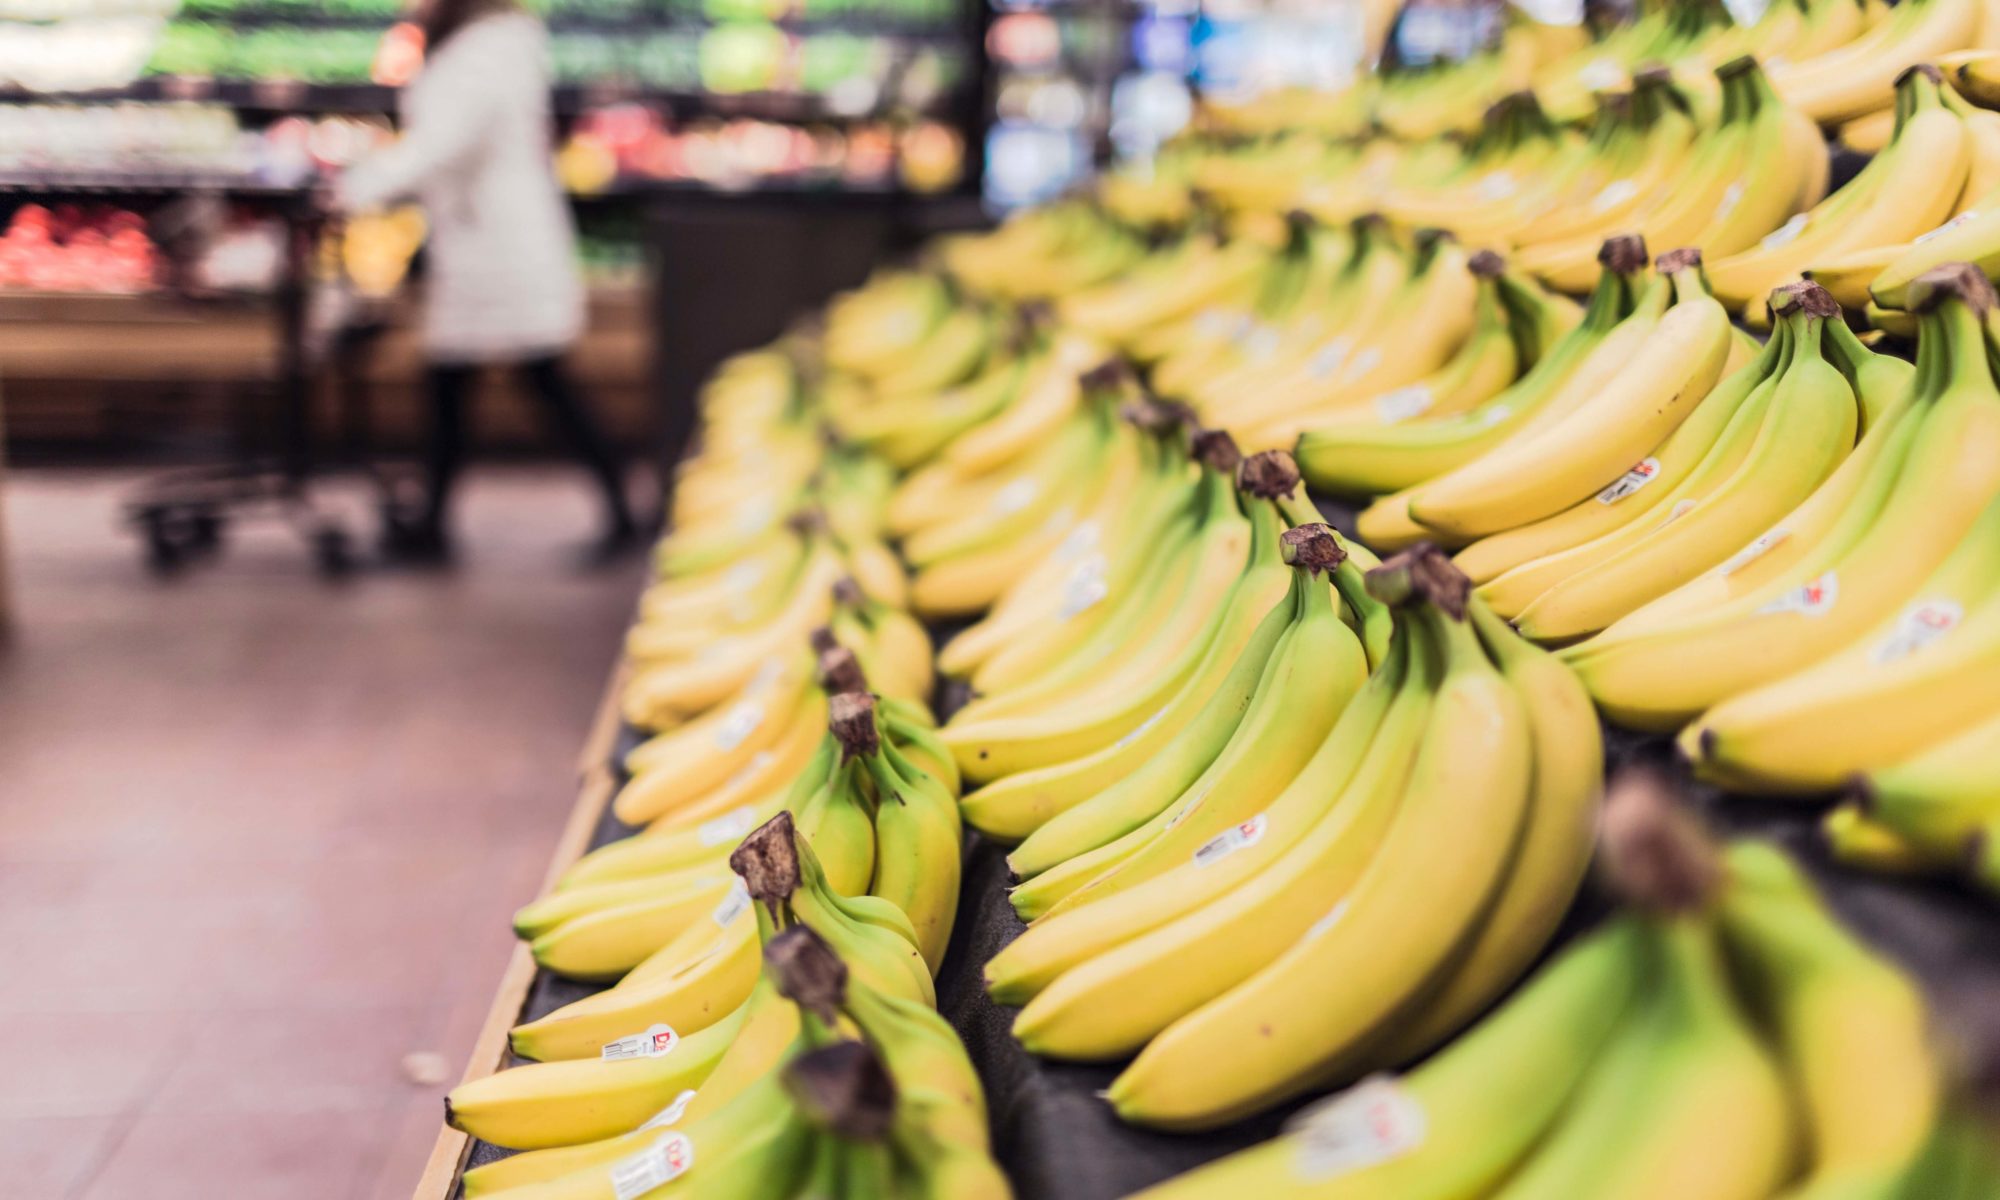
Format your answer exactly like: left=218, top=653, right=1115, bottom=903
left=417, top=556, right=2000, bottom=1199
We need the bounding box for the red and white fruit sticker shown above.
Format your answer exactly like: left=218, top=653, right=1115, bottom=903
left=699, top=806, right=761, bottom=847
left=1193, top=814, right=1268, bottom=867
left=1290, top=1075, right=1427, bottom=1180
left=1372, top=386, right=1434, bottom=425
left=610, top=1132, right=694, bottom=1200
left=711, top=877, right=751, bottom=929
left=1871, top=599, right=1963, bottom=664
left=602, top=1023, right=680, bottom=1062
left=1758, top=571, right=1839, bottom=617
left=639, top=1090, right=698, bottom=1132
left=1720, top=528, right=1789, bottom=576
left=1596, top=458, right=1662, bottom=504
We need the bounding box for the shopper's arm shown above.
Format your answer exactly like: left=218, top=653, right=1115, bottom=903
left=336, top=46, right=504, bottom=212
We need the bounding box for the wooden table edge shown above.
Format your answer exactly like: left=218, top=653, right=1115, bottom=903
left=410, top=656, right=630, bottom=1200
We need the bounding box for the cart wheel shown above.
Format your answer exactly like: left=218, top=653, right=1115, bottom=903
left=189, top=510, right=225, bottom=555
left=313, top=524, right=354, bottom=578
left=142, top=516, right=186, bottom=576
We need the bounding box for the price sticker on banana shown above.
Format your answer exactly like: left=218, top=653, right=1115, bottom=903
left=639, top=1090, right=697, bottom=1132
left=698, top=806, right=761, bottom=848
left=602, top=1024, right=680, bottom=1062
left=712, top=700, right=765, bottom=751
left=610, top=1132, right=694, bottom=1200
left=1596, top=457, right=1661, bottom=504
left=1871, top=599, right=1963, bottom=664
left=1720, top=528, right=1788, bottom=575
left=1758, top=571, right=1839, bottom=617
left=1372, top=385, right=1433, bottom=425
left=1193, top=814, right=1267, bottom=867
left=711, top=877, right=751, bottom=929
left=1290, top=1075, right=1427, bottom=1180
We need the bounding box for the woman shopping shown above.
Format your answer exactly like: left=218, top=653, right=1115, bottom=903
left=338, top=0, right=640, bottom=563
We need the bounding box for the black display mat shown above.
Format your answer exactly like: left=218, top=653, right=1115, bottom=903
left=454, top=501, right=2000, bottom=1200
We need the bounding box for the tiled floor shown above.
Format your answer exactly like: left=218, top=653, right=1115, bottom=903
left=0, top=467, right=643, bottom=1200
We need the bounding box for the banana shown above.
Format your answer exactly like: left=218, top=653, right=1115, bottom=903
left=1217, top=234, right=1482, bottom=447
left=991, top=557, right=1297, bottom=881
left=932, top=331, right=1105, bottom=478
left=852, top=699, right=963, bottom=974
left=933, top=412, right=1170, bottom=680
left=1718, top=841, right=1942, bottom=1198
left=1709, top=66, right=1971, bottom=311
left=615, top=677, right=827, bottom=828
left=1105, top=550, right=1533, bottom=1130
left=995, top=605, right=1426, bottom=1055
left=1119, top=916, right=1644, bottom=1200
left=1589, top=329, right=1921, bottom=643
left=1244, top=248, right=1525, bottom=451
left=1455, top=303, right=1793, bottom=590
left=1856, top=707, right=2000, bottom=854
left=1014, top=525, right=1369, bottom=926
left=1821, top=801, right=1954, bottom=875
left=1358, top=599, right=1602, bottom=1067
left=956, top=484, right=1295, bottom=841
left=1770, top=0, right=1981, bottom=125
left=1405, top=248, right=1731, bottom=542
left=1567, top=264, right=2000, bottom=730
left=1683, top=488, right=2000, bottom=792
left=1296, top=239, right=1648, bottom=498
left=509, top=913, right=762, bottom=1062
left=1005, top=525, right=1367, bottom=916
left=1491, top=918, right=1795, bottom=1200
left=446, top=1005, right=744, bottom=1150
left=1511, top=284, right=1860, bottom=641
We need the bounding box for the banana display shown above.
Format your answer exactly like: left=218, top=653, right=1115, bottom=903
left=1125, top=772, right=2000, bottom=1200
left=453, top=821, right=1006, bottom=1200
left=434, top=0, right=2000, bottom=1191
left=985, top=538, right=1602, bottom=1134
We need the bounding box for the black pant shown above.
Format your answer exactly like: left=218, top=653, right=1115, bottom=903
left=422, top=355, right=635, bottom=536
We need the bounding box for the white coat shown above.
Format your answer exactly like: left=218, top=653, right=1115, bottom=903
left=338, top=13, right=584, bottom=364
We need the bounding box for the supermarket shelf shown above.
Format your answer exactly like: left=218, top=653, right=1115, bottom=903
left=0, top=77, right=971, bottom=123
left=149, top=7, right=968, bottom=37
left=0, top=169, right=307, bottom=197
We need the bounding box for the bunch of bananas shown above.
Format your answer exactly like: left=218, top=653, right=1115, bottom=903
left=1447, top=278, right=1884, bottom=644
left=981, top=539, right=1601, bottom=1133
left=452, top=820, right=1006, bottom=1199
left=1560, top=264, right=2000, bottom=753
left=949, top=450, right=1382, bottom=886
left=625, top=350, right=931, bottom=734
left=1351, top=242, right=1742, bottom=555
left=936, top=420, right=1289, bottom=813
left=1129, top=774, right=1997, bottom=1199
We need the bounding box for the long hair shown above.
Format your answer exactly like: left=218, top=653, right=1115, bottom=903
left=421, top=0, right=523, bottom=51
